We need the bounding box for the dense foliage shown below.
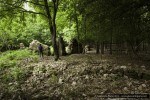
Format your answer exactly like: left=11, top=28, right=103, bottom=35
left=0, top=0, right=150, bottom=56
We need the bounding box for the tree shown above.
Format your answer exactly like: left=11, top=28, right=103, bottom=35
left=0, top=0, right=60, bottom=60
left=43, top=0, right=60, bottom=60
left=76, top=0, right=150, bottom=56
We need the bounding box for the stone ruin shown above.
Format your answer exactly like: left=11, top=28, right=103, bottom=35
left=29, top=40, right=49, bottom=55
left=29, top=39, right=84, bottom=56
left=66, top=39, right=83, bottom=54
left=58, top=36, right=67, bottom=56
left=19, top=43, right=25, bottom=49
left=83, top=45, right=90, bottom=54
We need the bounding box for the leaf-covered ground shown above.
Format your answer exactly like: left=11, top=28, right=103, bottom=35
left=0, top=53, right=150, bottom=100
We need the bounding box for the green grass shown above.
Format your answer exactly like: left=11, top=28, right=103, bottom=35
left=0, top=49, right=38, bottom=83
left=0, top=49, right=37, bottom=60
left=0, top=49, right=38, bottom=69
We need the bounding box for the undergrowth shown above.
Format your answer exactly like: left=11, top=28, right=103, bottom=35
left=0, top=49, right=38, bottom=69
left=0, top=49, right=38, bottom=83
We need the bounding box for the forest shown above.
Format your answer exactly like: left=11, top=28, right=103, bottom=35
left=0, top=0, right=150, bottom=99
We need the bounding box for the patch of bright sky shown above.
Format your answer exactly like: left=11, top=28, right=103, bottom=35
left=24, top=2, right=34, bottom=11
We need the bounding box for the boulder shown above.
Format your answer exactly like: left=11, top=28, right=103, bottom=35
left=58, top=36, right=67, bottom=56
left=67, top=39, right=83, bottom=54
left=29, top=40, right=49, bottom=55
left=70, top=39, right=78, bottom=54
left=83, top=45, right=90, bottom=54
left=66, top=46, right=72, bottom=54
left=19, top=43, right=25, bottom=49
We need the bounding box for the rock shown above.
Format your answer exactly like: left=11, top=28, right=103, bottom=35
left=19, top=43, right=25, bottom=49
left=9, top=83, right=13, bottom=85
left=103, top=74, right=109, bottom=78
left=128, top=63, right=131, bottom=66
left=124, top=75, right=128, bottom=79
left=109, top=69, right=113, bottom=71
left=72, top=81, right=77, bottom=86
left=123, top=87, right=128, bottom=91
left=100, top=70, right=103, bottom=73
left=138, top=85, right=143, bottom=91
left=141, top=65, right=146, bottom=70
left=66, top=46, right=72, bottom=54
left=82, top=93, right=87, bottom=97
left=120, top=66, right=127, bottom=69
left=110, top=73, right=116, bottom=77
left=85, top=75, right=89, bottom=79
left=68, top=38, right=83, bottom=54
left=141, top=84, right=146, bottom=88
left=58, top=36, right=67, bottom=56
left=135, top=88, right=138, bottom=91
left=83, top=45, right=90, bottom=54
left=26, top=80, right=30, bottom=83
left=127, top=82, right=132, bottom=86
left=29, top=40, right=49, bottom=54
left=141, top=65, right=145, bottom=69
left=58, top=77, right=63, bottom=84
left=45, top=73, right=50, bottom=77
left=114, top=66, right=120, bottom=70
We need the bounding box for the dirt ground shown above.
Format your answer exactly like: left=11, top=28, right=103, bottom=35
left=0, top=54, right=150, bottom=100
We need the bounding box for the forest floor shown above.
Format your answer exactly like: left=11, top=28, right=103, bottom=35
left=0, top=52, right=150, bottom=100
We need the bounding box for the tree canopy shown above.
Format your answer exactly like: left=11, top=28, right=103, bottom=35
left=0, top=0, right=150, bottom=57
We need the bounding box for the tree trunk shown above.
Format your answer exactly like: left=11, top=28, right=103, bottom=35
left=76, top=18, right=80, bottom=53
left=128, top=39, right=140, bottom=59
left=110, top=32, right=113, bottom=55
left=52, top=31, right=59, bottom=61
left=75, top=7, right=80, bottom=54
left=143, top=41, right=145, bottom=51
left=44, top=0, right=59, bottom=61
left=58, top=36, right=66, bottom=56
left=101, top=42, right=104, bottom=54
left=96, top=42, right=100, bottom=54
left=84, top=15, right=87, bottom=42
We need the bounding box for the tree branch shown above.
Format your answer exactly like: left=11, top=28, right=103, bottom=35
left=21, top=10, right=47, bottom=17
